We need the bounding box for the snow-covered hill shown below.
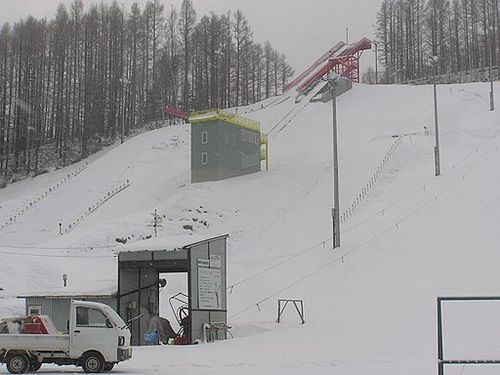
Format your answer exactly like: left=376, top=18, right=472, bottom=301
left=1, top=82, right=500, bottom=374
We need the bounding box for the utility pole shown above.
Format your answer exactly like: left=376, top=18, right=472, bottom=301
left=346, top=27, right=349, bottom=44
left=148, top=209, right=163, bottom=238
left=433, top=57, right=441, bottom=176
left=329, top=75, right=341, bottom=248
left=153, top=210, right=159, bottom=238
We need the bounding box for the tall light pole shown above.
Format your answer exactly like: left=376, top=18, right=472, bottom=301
left=488, top=26, right=495, bottom=111
left=329, top=74, right=341, bottom=249
left=432, top=56, right=441, bottom=176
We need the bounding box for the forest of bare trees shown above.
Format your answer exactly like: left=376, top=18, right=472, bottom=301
left=375, top=0, right=499, bottom=83
left=0, top=0, right=293, bottom=182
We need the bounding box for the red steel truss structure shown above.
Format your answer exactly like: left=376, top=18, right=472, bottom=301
left=283, top=41, right=346, bottom=93
left=295, top=37, right=372, bottom=95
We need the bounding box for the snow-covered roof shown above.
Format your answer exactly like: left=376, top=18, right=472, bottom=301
left=18, top=284, right=118, bottom=299
left=114, top=233, right=228, bottom=254
left=18, top=292, right=116, bottom=299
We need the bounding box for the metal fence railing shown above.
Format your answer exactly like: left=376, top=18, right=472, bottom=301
left=0, top=162, right=89, bottom=233
left=341, top=136, right=403, bottom=224
left=404, top=66, right=500, bottom=86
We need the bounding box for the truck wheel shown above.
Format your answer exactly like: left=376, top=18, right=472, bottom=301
left=81, top=352, right=105, bottom=373
left=6, top=352, right=30, bottom=374
left=104, top=362, right=115, bottom=372
left=28, top=361, right=42, bottom=372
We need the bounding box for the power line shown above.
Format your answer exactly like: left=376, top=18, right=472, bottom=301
left=0, top=249, right=116, bottom=259
left=229, top=146, right=497, bottom=320
left=0, top=243, right=117, bottom=258
left=227, top=146, right=486, bottom=298
left=0, top=244, right=116, bottom=250
left=227, top=239, right=331, bottom=292
left=229, top=195, right=432, bottom=319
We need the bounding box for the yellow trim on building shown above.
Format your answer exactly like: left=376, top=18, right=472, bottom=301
left=189, top=110, right=261, bottom=133
left=260, top=133, right=269, bottom=171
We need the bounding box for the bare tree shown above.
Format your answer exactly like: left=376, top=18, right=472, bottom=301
left=179, top=0, right=196, bottom=110
left=0, top=1, right=293, bottom=182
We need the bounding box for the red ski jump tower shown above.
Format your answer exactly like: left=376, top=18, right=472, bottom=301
left=159, top=38, right=372, bottom=117
left=285, top=37, right=372, bottom=97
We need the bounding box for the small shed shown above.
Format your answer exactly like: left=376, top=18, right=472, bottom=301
left=18, top=289, right=117, bottom=333
left=190, top=111, right=266, bottom=183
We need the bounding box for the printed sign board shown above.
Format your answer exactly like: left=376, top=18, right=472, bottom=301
left=198, top=267, right=222, bottom=310
left=197, top=258, right=210, bottom=267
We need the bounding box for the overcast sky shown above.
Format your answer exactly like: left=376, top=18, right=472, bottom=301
left=0, top=0, right=384, bottom=74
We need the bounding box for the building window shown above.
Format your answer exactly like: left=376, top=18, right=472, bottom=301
left=28, top=306, right=41, bottom=315
left=201, top=152, right=208, bottom=165
left=201, top=131, right=208, bottom=144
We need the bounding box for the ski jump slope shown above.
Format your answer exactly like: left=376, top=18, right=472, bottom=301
left=1, top=82, right=500, bottom=374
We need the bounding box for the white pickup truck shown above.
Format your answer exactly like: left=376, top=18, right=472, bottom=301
left=0, top=300, right=132, bottom=374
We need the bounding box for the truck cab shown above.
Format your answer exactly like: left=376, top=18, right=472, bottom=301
left=69, top=300, right=132, bottom=370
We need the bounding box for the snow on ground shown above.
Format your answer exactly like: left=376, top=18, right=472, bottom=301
left=1, top=82, right=500, bottom=374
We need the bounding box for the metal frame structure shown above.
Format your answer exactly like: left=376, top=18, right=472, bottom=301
left=283, top=41, right=346, bottom=93
left=297, top=38, right=372, bottom=95
left=276, top=299, right=305, bottom=324
left=437, top=296, right=500, bottom=375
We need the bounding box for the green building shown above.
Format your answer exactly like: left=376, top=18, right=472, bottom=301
left=190, top=111, right=267, bottom=183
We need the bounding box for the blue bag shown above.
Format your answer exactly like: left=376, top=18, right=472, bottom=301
left=144, top=331, right=160, bottom=343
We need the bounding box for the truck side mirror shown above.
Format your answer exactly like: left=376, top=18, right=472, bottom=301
left=106, top=319, right=113, bottom=328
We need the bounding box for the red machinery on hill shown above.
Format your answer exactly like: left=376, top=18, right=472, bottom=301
left=163, top=105, right=190, bottom=120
